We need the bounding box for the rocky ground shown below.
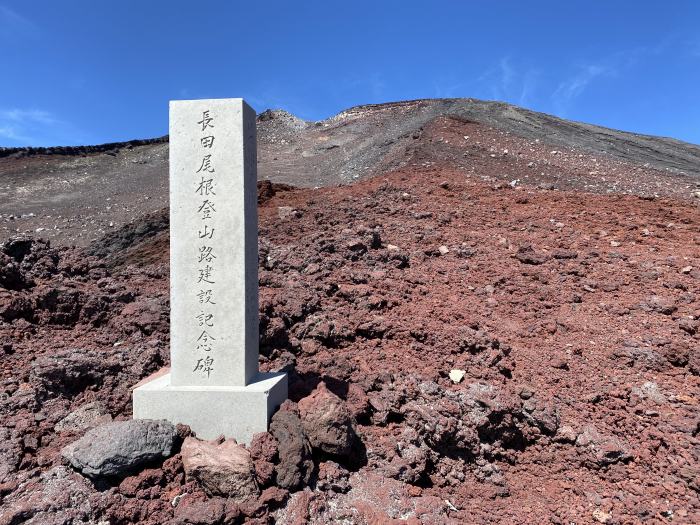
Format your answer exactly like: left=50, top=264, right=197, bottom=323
left=0, top=160, right=698, bottom=523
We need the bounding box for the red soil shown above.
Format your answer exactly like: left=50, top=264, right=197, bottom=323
left=0, top=163, right=698, bottom=523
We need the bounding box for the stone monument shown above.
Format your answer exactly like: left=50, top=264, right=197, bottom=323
left=133, top=98, right=287, bottom=445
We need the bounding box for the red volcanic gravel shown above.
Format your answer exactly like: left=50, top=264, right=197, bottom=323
left=0, top=170, right=699, bottom=524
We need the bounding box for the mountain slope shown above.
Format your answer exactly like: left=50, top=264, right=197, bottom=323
left=0, top=98, right=698, bottom=246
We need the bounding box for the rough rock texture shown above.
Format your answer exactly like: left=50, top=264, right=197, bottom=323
left=0, top=466, right=105, bottom=525
left=276, top=472, right=450, bottom=524
left=269, top=401, right=313, bottom=490
left=54, top=401, right=113, bottom=433
left=172, top=494, right=227, bottom=525
left=298, top=381, right=354, bottom=456
left=180, top=437, right=259, bottom=501
left=61, top=419, right=177, bottom=478
left=249, top=432, right=279, bottom=487
left=0, top=112, right=699, bottom=522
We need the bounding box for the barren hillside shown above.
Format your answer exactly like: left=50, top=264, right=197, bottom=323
left=1, top=98, right=699, bottom=246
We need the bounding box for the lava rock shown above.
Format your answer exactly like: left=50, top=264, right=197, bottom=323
left=525, top=399, right=560, bottom=435
left=0, top=466, right=98, bottom=524
left=552, top=248, right=578, bottom=260
left=554, top=424, right=578, bottom=443
left=54, top=401, right=113, bottom=433
left=298, top=382, right=354, bottom=456
left=575, top=425, right=632, bottom=467
left=315, top=460, right=351, bottom=493
left=0, top=253, right=27, bottom=290
left=118, top=297, right=168, bottom=335
left=31, top=348, right=124, bottom=398
left=32, top=285, right=85, bottom=325
left=258, top=486, right=289, bottom=509
left=401, top=385, right=480, bottom=456
left=269, top=401, right=313, bottom=490
left=679, top=318, right=698, bottom=335
left=515, top=245, right=549, bottom=265
left=249, top=432, right=279, bottom=487
left=383, top=442, right=431, bottom=484
left=61, top=419, right=177, bottom=478
left=181, top=437, right=259, bottom=501
left=172, top=494, right=226, bottom=525
left=643, top=295, right=677, bottom=315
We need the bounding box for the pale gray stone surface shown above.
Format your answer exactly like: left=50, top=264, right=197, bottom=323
left=61, top=419, right=177, bottom=478
left=54, top=401, right=112, bottom=432
left=169, top=98, right=258, bottom=387
left=133, top=371, right=287, bottom=445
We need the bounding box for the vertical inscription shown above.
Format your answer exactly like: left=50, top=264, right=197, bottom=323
left=193, top=110, right=217, bottom=379
left=169, top=99, right=258, bottom=388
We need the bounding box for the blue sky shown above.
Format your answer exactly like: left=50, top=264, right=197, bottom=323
left=1, top=1, right=699, bottom=147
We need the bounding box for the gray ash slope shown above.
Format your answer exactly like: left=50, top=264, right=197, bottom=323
left=1, top=98, right=698, bottom=246
left=261, top=98, right=700, bottom=184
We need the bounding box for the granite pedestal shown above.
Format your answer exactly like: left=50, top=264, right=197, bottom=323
left=133, top=371, right=287, bottom=443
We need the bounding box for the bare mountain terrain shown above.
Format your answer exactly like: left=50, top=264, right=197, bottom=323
left=1, top=98, right=699, bottom=246
left=0, top=99, right=699, bottom=524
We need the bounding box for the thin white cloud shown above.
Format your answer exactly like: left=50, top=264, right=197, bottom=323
left=432, top=79, right=465, bottom=98
left=1, top=109, right=57, bottom=125
left=0, top=125, right=26, bottom=142
left=517, top=69, right=538, bottom=107
left=552, top=64, right=611, bottom=112
left=477, top=57, right=539, bottom=108
left=550, top=43, right=672, bottom=116
left=0, top=5, right=39, bottom=39
left=0, top=108, right=88, bottom=147
left=342, top=73, right=387, bottom=102
left=498, top=57, right=514, bottom=94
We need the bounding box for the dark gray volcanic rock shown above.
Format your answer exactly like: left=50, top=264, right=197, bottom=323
left=61, top=419, right=177, bottom=478
left=269, top=401, right=313, bottom=491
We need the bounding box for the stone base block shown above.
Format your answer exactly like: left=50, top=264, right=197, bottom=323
left=132, top=371, right=287, bottom=445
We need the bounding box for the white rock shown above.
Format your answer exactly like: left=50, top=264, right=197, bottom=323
left=278, top=206, right=296, bottom=219
left=449, top=369, right=466, bottom=384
